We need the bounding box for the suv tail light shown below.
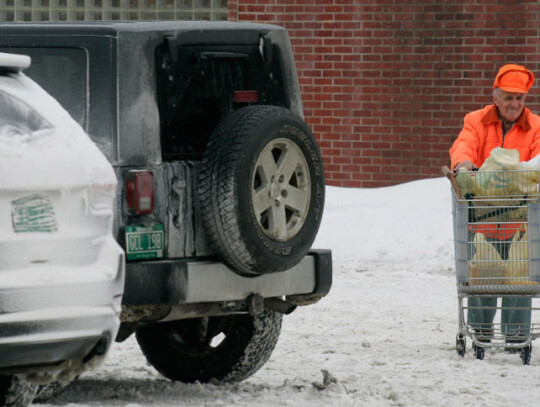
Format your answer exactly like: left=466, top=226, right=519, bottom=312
left=125, top=170, right=154, bottom=215
left=234, top=90, right=258, bottom=103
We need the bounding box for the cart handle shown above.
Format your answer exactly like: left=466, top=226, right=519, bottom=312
left=441, top=165, right=461, bottom=197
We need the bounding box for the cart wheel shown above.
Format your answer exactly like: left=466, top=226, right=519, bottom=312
left=456, top=335, right=466, bottom=357
left=521, top=345, right=532, bottom=365
left=473, top=344, right=485, bottom=360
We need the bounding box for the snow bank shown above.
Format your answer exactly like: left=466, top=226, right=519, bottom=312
left=314, top=177, right=455, bottom=270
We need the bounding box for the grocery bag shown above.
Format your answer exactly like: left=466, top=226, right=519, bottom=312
left=507, top=225, right=537, bottom=285
left=455, top=147, right=539, bottom=199
left=468, top=232, right=506, bottom=285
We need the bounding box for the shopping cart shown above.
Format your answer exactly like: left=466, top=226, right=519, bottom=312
left=444, top=166, right=540, bottom=364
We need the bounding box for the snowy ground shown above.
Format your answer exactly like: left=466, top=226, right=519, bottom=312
left=39, top=178, right=540, bottom=407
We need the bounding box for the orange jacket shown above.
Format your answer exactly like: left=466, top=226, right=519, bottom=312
left=450, top=104, right=540, bottom=170
left=450, top=105, right=540, bottom=240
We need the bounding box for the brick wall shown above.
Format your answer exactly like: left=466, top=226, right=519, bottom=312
left=228, top=0, right=540, bottom=187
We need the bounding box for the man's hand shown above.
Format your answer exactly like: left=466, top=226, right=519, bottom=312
left=454, top=160, right=476, bottom=172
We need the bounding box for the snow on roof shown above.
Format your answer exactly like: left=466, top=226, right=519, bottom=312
left=0, top=52, right=31, bottom=72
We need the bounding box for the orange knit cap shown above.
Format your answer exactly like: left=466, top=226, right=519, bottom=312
left=493, top=64, right=535, bottom=94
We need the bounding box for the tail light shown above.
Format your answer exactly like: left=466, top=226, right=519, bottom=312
left=234, top=90, right=258, bottom=103
left=125, top=170, right=154, bottom=215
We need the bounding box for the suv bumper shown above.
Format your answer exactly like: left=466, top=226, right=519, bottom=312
left=0, top=241, right=124, bottom=374
left=123, top=249, right=332, bottom=305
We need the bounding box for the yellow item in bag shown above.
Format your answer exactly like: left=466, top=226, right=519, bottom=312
left=507, top=225, right=537, bottom=285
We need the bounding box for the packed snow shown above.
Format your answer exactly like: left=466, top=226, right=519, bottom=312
left=0, top=71, right=117, bottom=189
left=39, top=178, right=540, bottom=407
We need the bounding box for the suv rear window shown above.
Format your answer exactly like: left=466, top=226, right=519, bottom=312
left=0, top=91, right=52, bottom=141
left=0, top=47, right=87, bottom=130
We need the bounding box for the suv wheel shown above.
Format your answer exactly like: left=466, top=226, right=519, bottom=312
left=0, top=376, right=37, bottom=407
left=135, top=309, right=282, bottom=383
left=199, top=105, right=325, bottom=275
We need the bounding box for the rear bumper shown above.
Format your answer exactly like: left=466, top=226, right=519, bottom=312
left=0, top=307, right=118, bottom=374
left=0, top=240, right=124, bottom=374
left=122, top=249, right=332, bottom=305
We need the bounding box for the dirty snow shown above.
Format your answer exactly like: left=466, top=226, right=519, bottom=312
left=39, top=178, right=540, bottom=407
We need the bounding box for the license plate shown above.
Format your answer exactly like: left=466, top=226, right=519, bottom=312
left=125, top=224, right=164, bottom=260
left=12, top=194, right=57, bottom=233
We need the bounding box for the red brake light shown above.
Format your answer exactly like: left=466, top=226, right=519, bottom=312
left=126, top=171, right=154, bottom=215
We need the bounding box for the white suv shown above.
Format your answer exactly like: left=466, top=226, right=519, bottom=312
left=0, top=53, right=124, bottom=407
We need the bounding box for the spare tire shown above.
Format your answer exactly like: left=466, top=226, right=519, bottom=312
left=198, top=105, right=325, bottom=275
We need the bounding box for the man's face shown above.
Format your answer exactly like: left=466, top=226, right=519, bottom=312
left=494, top=90, right=526, bottom=123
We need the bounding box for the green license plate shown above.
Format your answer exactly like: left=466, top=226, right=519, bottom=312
left=125, top=224, right=164, bottom=260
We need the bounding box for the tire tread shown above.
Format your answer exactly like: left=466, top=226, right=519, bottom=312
left=199, top=105, right=324, bottom=274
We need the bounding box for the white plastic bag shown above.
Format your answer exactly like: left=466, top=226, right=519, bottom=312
left=469, top=233, right=505, bottom=285
left=455, top=147, right=538, bottom=198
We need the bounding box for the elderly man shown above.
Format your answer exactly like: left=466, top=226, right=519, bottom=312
left=450, top=64, right=540, bottom=347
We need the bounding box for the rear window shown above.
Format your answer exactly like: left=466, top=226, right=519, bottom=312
left=0, top=91, right=52, bottom=141
left=0, top=47, right=87, bottom=130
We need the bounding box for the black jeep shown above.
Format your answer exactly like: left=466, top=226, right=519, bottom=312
left=0, top=20, right=332, bottom=402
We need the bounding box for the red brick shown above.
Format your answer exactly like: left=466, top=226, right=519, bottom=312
left=234, top=0, right=540, bottom=188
